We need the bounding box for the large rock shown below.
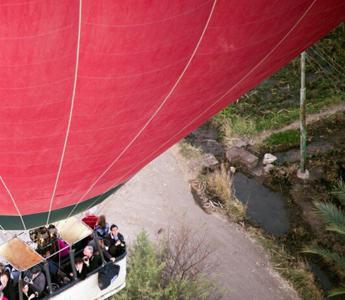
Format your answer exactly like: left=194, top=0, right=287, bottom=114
left=263, top=153, right=277, bottom=165
left=186, top=128, right=224, bottom=156
left=201, top=139, right=224, bottom=156
left=201, top=153, right=219, bottom=169
left=250, top=166, right=263, bottom=177
left=226, top=147, right=258, bottom=170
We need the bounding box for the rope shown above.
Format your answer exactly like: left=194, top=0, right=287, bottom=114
left=64, top=0, right=218, bottom=221
left=313, top=44, right=345, bottom=77
left=46, top=0, right=83, bottom=225
left=62, top=0, right=319, bottom=223
left=310, top=48, right=345, bottom=82
left=85, top=0, right=320, bottom=196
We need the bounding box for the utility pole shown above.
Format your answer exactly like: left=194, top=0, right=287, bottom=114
left=297, top=51, right=309, bottom=179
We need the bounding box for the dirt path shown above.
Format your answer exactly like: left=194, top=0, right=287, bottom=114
left=104, top=147, right=299, bottom=300
left=253, top=102, right=345, bottom=143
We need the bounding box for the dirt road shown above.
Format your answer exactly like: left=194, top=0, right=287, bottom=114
left=104, top=147, right=299, bottom=300
left=254, top=102, right=345, bottom=143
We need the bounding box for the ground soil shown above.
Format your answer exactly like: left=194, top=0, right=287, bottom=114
left=102, top=146, right=299, bottom=300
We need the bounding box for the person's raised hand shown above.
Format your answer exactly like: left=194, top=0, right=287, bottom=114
left=28, top=293, right=36, bottom=300
left=83, top=256, right=90, bottom=266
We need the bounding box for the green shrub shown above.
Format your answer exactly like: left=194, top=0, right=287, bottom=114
left=264, top=129, right=300, bottom=150
left=113, top=229, right=219, bottom=300
left=114, top=232, right=164, bottom=300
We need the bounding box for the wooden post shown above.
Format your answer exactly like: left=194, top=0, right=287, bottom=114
left=298, top=51, right=309, bottom=179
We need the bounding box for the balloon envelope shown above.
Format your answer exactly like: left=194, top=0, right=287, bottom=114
left=0, top=1, right=344, bottom=229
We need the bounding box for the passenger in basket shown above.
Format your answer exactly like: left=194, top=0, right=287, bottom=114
left=23, top=266, right=46, bottom=299
left=0, top=272, right=16, bottom=300
left=22, top=285, right=35, bottom=300
left=71, top=257, right=87, bottom=280
left=87, top=233, right=115, bottom=263
left=83, top=245, right=102, bottom=273
left=48, top=225, right=70, bottom=260
left=105, top=224, right=126, bottom=258
left=94, top=215, right=109, bottom=239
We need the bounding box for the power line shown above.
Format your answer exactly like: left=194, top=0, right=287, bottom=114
left=309, top=48, right=345, bottom=83
left=307, top=51, right=343, bottom=92
left=313, top=44, right=345, bottom=76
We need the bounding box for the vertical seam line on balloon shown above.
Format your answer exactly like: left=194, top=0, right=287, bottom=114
left=88, top=0, right=318, bottom=198
left=0, top=176, right=27, bottom=230
left=46, top=0, right=82, bottom=225
left=65, top=0, right=218, bottom=219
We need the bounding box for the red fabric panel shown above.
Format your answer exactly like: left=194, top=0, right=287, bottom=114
left=0, top=0, right=344, bottom=218
left=82, top=214, right=98, bottom=229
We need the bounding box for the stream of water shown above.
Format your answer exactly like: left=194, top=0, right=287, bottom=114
left=233, top=172, right=290, bottom=236
left=233, top=172, right=335, bottom=298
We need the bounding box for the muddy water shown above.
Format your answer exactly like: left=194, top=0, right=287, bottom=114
left=233, top=173, right=290, bottom=236
left=308, top=261, right=333, bottom=295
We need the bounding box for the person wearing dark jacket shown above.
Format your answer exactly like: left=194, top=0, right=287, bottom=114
left=22, top=266, right=46, bottom=299
left=88, top=234, right=115, bottom=263
left=70, top=257, right=88, bottom=280
left=25, top=266, right=46, bottom=298
left=83, top=245, right=102, bottom=273
left=104, top=224, right=125, bottom=258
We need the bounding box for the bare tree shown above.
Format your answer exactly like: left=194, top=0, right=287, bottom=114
left=159, top=224, right=216, bottom=284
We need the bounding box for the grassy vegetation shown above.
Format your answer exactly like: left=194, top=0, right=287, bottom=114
left=263, top=129, right=300, bottom=150
left=213, top=23, right=345, bottom=139
left=331, top=179, right=345, bottom=205
left=206, top=165, right=231, bottom=204
left=179, top=140, right=202, bottom=160
left=205, top=165, right=246, bottom=222
left=250, top=228, right=324, bottom=300
left=219, top=117, right=257, bottom=146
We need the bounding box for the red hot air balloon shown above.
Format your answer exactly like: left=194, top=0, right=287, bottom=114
left=0, top=0, right=344, bottom=230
